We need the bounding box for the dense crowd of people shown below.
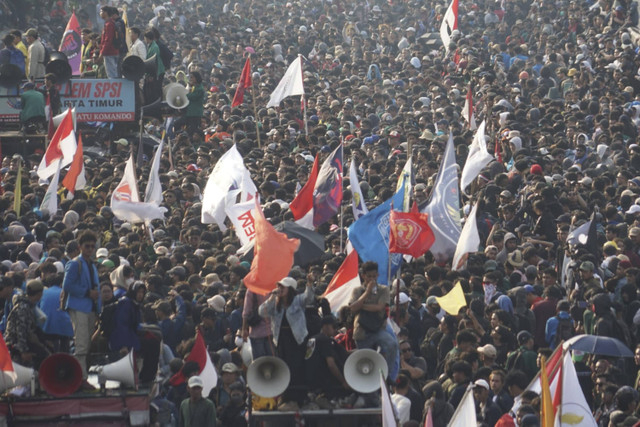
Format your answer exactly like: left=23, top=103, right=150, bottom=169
left=4, top=0, right=640, bottom=425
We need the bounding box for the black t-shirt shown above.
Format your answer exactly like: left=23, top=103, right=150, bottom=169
left=304, top=333, right=347, bottom=392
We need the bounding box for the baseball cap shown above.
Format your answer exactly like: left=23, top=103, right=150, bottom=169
left=477, top=344, right=497, bottom=358
left=222, top=362, right=240, bottom=373
left=579, top=261, right=595, bottom=271
left=188, top=376, right=204, bottom=388
left=630, top=227, right=640, bottom=237
left=277, top=277, right=297, bottom=289
left=473, top=379, right=490, bottom=390
left=96, top=248, right=109, bottom=259
left=114, top=138, right=129, bottom=147
left=523, top=284, right=535, bottom=294
left=426, top=296, right=439, bottom=306
left=517, top=330, right=533, bottom=344
left=398, top=292, right=411, bottom=304
left=627, top=205, right=640, bottom=215
left=168, top=266, right=186, bottom=278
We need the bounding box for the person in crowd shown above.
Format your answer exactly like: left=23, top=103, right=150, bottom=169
left=98, top=6, right=119, bottom=78
left=24, top=28, right=44, bottom=81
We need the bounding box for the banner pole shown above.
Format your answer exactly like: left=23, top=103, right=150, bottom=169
left=339, top=203, right=344, bottom=253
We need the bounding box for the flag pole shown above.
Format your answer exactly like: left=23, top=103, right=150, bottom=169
left=251, top=78, right=261, bottom=148
left=339, top=203, right=344, bottom=253
left=299, top=55, right=308, bottom=136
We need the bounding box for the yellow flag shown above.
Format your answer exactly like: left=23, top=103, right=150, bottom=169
left=540, top=356, right=554, bottom=427
left=435, top=282, right=467, bottom=315
left=13, top=161, right=22, bottom=216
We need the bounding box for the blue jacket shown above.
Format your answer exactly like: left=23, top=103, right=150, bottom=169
left=62, top=255, right=101, bottom=313
left=545, top=311, right=572, bottom=348
left=39, top=285, right=74, bottom=337
left=259, top=285, right=315, bottom=345
left=109, top=296, right=141, bottom=352
left=158, top=295, right=186, bottom=352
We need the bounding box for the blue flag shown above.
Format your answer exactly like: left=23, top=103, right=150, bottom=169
left=348, top=185, right=405, bottom=285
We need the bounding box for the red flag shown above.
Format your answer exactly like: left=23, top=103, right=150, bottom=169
left=243, top=198, right=300, bottom=295
left=389, top=203, right=435, bottom=257
left=289, top=154, right=319, bottom=222
left=0, top=334, right=16, bottom=385
left=323, top=248, right=360, bottom=312
left=231, top=57, right=252, bottom=108
left=169, top=331, right=217, bottom=396
left=62, top=132, right=85, bottom=195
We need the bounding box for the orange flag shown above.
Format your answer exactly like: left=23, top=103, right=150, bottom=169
left=243, top=198, right=300, bottom=295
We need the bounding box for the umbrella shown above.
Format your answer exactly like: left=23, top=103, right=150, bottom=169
left=240, top=221, right=325, bottom=267
left=562, top=334, right=634, bottom=358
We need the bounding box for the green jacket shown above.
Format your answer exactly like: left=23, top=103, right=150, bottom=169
left=179, top=397, right=216, bottom=427
left=20, top=89, right=45, bottom=122
left=146, top=41, right=164, bottom=77
left=505, top=346, right=537, bottom=381
left=185, top=84, right=205, bottom=118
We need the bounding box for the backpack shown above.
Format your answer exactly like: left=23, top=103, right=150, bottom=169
left=505, top=348, right=525, bottom=372
left=554, top=316, right=574, bottom=347
left=157, top=40, right=173, bottom=69
left=114, top=18, right=128, bottom=54
left=9, top=48, right=25, bottom=73
left=99, top=300, right=119, bottom=338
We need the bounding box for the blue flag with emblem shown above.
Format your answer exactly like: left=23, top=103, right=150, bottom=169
left=348, top=183, right=406, bottom=285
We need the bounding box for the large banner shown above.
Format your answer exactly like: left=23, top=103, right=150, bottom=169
left=0, top=79, right=136, bottom=122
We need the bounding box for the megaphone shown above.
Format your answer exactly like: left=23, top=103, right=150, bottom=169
left=95, top=352, right=138, bottom=389
left=45, top=51, right=72, bottom=83
left=163, top=83, right=190, bottom=109
left=0, top=64, right=23, bottom=88
left=344, top=349, right=388, bottom=393
left=121, top=55, right=145, bottom=81
left=0, top=361, right=34, bottom=393
left=144, top=54, right=158, bottom=78
left=38, top=353, right=83, bottom=397
left=247, top=356, right=290, bottom=398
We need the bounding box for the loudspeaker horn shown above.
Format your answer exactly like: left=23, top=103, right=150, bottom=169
left=247, top=356, right=290, bottom=398
left=45, top=51, right=72, bottom=83
left=96, top=351, right=137, bottom=389
left=163, top=83, right=190, bottom=109
left=0, top=361, right=34, bottom=392
left=344, top=349, right=388, bottom=393
left=38, top=353, right=83, bottom=397
left=0, top=64, right=23, bottom=88
left=144, top=54, right=158, bottom=77
left=121, top=55, right=145, bottom=81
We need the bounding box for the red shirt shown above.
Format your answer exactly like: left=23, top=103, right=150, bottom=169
left=100, top=19, right=118, bottom=56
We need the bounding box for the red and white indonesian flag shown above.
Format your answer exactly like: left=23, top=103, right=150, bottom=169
left=37, top=108, right=77, bottom=180
left=553, top=352, right=597, bottom=427
left=169, top=331, right=217, bottom=396
left=439, top=0, right=459, bottom=51
left=462, top=85, right=476, bottom=130
left=323, top=246, right=361, bottom=312
left=460, top=120, right=493, bottom=194
left=266, top=55, right=304, bottom=108
left=0, top=333, right=16, bottom=387
left=452, top=201, right=480, bottom=271
left=110, top=155, right=167, bottom=223
left=201, top=145, right=257, bottom=231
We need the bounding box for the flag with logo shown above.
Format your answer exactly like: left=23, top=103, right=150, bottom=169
left=389, top=203, right=434, bottom=258
left=323, top=246, right=361, bottom=312
left=439, top=0, right=459, bottom=51
left=110, top=155, right=167, bottom=223
left=243, top=198, right=300, bottom=295
left=59, top=11, right=82, bottom=75
left=232, top=57, right=252, bottom=107
left=349, top=158, right=368, bottom=220
left=61, top=131, right=86, bottom=198
left=460, top=120, right=493, bottom=194
left=553, top=351, right=597, bottom=427
left=348, top=184, right=405, bottom=285
left=266, top=55, right=305, bottom=108
left=422, top=133, right=461, bottom=263
left=37, top=108, right=77, bottom=180
left=452, top=201, right=480, bottom=271
left=201, top=144, right=257, bottom=231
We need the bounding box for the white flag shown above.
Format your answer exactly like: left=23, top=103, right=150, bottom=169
left=452, top=201, right=480, bottom=271
left=395, top=156, right=412, bottom=212
left=460, top=120, right=493, bottom=194
left=111, top=155, right=167, bottom=223
left=554, top=352, right=597, bottom=427
left=439, top=0, right=458, bottom=52
left=349, top=158, right=368, bottom=220
left=448, top=386, right=476, bottom=427
left=380, top=372, right=397, bottom=427
left=144, top=139, right=164, bottom=205
left=266, top=55, right=305, bottom=108
left=201, top=145, right=256, bottom=231
left=40, top=162, right=61, bottom=217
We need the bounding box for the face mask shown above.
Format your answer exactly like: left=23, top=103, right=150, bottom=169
left=126, top=278, right=135, bottom=287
